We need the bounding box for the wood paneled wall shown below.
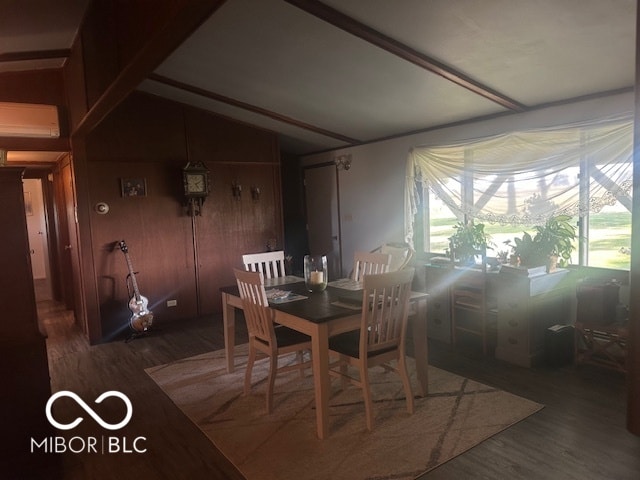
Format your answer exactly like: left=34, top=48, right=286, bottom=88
left=85, top=92, right=282, bottom=340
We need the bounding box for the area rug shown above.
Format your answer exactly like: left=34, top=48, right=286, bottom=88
left=146, top=346, right=543, bottom=480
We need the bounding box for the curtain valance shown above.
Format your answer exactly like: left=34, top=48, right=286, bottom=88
left=405, top=114, right=634, bottom=245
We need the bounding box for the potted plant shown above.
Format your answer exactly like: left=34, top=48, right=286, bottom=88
left=448, top=220, right=493, bottom=265
left=504, top=215, right=576, bottom=271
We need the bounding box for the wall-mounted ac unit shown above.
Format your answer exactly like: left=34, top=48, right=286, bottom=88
left=0, top=102, right=60, bottom=138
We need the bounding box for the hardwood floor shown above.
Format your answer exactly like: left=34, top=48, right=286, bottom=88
left=38, top=300, right=640, bottom=480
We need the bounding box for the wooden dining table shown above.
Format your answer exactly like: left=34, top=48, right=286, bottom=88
left=220, top=276, right=429, bottom=439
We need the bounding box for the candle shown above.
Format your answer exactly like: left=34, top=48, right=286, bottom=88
left=310, top=271, right=324, bottom=284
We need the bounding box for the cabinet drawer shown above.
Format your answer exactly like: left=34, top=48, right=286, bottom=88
left=497, top=309, right=528, bottom=350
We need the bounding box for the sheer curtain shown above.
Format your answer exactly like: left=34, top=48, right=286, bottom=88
left=405, top=114, right=633, bottom=245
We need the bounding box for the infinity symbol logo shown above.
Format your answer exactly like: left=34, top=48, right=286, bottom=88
left=46, top=391, right=133, bottom=431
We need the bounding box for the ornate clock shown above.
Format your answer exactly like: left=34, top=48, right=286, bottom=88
left=182, top=161, right=210, bottom=215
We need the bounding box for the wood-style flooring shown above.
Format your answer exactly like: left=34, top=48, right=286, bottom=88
left=38, top=300, right=640, bottom=480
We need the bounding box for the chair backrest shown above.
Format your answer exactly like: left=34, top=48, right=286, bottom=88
left=373, top=242, right=415, bottom=272
left=234, top=268, right=276, bottom=345
left=242, top=250, right=286, bottom=279
left=352, top=251, right=391, bottom=282
left=359, top=268, right=415, bottom=355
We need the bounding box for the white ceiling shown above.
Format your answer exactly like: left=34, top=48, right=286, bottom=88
left=0, top=0, right=636, bottom=160
left=139, top=0, right=636, bottom=155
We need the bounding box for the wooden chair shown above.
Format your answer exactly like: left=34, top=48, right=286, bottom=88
left=351, top=251, right=391, bottom=282
left=328, top=268, right=415, bottom=430
left=450, top=246, right=495, bottom=355
left=242, top=250, right=286, bottom=279
left=371, top=242, right=415, bottom=272
left=574, top=279, right=628, bottom=372
left=234, top=268, right=311, bottom=413
left=575, top=322, right=628, bottom=372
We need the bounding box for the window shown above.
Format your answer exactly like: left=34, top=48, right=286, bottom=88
left=405, top=114, right=633, bottom=269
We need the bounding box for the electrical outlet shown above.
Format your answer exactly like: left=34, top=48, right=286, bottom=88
left=166, top=299, right=177, bottom=307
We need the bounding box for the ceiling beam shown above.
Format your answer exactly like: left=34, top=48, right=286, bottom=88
left=0, top=136, right=69, bottom=151
left=73, top=0, right=227, bottom=137
left=0, top=49, right=70, bottom=64
left=148, top=73, right=361, bottom=144
left=284, top=0, right=526, bottom=112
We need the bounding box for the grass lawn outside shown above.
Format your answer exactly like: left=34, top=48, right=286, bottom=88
left=428, top=212, right=631, bottom=270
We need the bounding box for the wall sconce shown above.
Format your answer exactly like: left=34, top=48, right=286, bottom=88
left=231, top=182, right=242, bottom=200
left=335, top=154, right=352, bottom=171
left=250, top=185, right=261, bottom=201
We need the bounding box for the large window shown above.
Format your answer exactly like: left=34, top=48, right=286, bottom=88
left=405, top=115, right=633, bottom=270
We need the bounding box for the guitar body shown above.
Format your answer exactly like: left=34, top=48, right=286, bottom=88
left=128, top=294, right=154, bottom=332
left=130, top=311, right=154, bottom=333
left=119, top=240, right=154, bottom=333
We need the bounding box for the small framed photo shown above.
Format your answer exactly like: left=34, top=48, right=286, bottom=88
left=121, top=178, right=147, bottom=197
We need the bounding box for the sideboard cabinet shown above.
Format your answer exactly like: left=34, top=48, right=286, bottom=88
left=423, top=264, right=573, bottom=366
left=494, top=269, right=571, bottom=367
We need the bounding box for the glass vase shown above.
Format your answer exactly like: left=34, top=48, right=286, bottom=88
left=304, top=254, right=328, bottom=292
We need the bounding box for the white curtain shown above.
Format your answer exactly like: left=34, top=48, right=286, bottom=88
left=405, top=114, right=633, bottom=245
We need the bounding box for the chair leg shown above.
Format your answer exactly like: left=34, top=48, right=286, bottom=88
left=360, top=363, right=374, bottom=431
left=398, top=356, right=414, bottom=415
left=339, top=355, right=349, bottom=389
left=451, top=309, right=457, bottom=351
left=296, top=350, right=305, bottom=378
left=266, top=354, right=278, bottom=414
left=481, top=313, right=487, bottom=356
left=244, top=344, right=257, bottom=395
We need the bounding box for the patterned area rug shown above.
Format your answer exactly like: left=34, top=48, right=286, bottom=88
left=146, top=346, right=543, bottom=480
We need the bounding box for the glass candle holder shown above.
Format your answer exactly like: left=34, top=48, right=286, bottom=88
left=304, top=254, right=328, bottom=292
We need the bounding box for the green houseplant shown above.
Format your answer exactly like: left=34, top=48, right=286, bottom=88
left=448, top=220, right=493, bottom=265
left=505, top=214, right=576, bottom=270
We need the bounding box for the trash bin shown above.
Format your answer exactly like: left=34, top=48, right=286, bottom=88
left=545, top=324, right=574, bottom=367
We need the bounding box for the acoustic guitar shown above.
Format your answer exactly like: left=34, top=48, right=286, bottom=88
left=118, top=240, right=154, bottom=332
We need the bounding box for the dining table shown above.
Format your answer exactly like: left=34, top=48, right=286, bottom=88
left=220, top=275, right=429, bottom=439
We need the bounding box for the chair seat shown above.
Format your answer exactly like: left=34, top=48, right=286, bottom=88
left=329, top=330, right=396, bottom=359
left=273, top=326, right=311, bottom=348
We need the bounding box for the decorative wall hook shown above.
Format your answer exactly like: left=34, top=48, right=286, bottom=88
left=335, top=154, right=352, bottom=171
left=250, top=185, right=261, bottom=201
left=231, top=182, right=242, bottom=200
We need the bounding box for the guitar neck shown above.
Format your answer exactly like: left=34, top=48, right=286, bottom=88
left=123, top=252, right=142, bottom=301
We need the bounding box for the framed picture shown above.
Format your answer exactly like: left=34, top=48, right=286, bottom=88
left=121, top=178, right=147, bottom=197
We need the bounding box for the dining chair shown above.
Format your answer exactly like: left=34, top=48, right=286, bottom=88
left=351, top=251, right=391, bottom=282
left=328, top=268, right=415, bottom=430
left=242, top=250, right=286, bottom=279
left=371, top=242, right=415, bottom=272
left=234, top=268, right=311, bottom=413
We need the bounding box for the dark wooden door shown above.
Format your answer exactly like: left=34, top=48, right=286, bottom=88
left=304, top=164, right=341, bottom=279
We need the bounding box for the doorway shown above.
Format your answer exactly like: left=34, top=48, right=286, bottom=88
left=23, top=178, right=52, bottom=302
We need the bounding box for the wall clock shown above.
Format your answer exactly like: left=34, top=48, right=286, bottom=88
left=183, top=161, right=210, bottom=197
left=182, top=161, right=210, bottom=215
